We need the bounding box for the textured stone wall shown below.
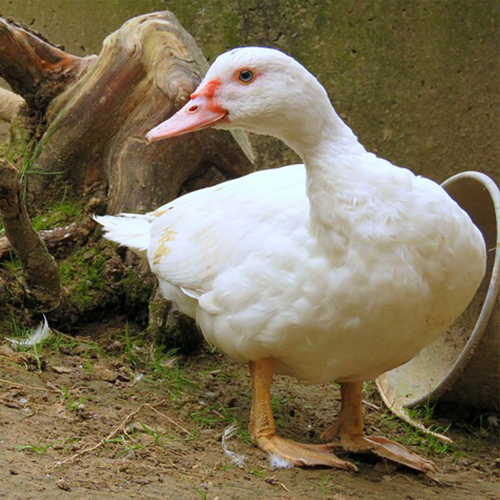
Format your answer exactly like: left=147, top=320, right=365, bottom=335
left=0, top=0, right=498, bottom=183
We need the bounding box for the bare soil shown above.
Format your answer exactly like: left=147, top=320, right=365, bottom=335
left=0, top=319, right=498, bottom=500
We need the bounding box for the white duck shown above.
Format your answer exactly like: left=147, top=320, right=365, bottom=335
left=96, top=47, right=486, bottom=472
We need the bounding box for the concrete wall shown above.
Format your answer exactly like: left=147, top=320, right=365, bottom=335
left=0, top=0, right=498, bottom=183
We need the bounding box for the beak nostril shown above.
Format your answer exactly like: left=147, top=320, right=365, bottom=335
left=187, top=105, right=199, bottom=114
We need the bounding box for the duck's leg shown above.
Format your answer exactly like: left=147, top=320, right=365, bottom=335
left=249, top=358, right=356, bottom=470
left=321, top=382, right=435, bottom=473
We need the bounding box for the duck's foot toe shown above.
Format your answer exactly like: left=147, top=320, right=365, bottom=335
left=337, top=435, right=435, bottom=473
left=257, top=435, right=357, bottom=471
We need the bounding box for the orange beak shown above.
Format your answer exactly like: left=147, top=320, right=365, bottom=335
left=146, top=93, right=228, bottom=143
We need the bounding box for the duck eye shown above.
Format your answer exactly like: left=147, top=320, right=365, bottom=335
left=238, top=69, right=255, bottom=84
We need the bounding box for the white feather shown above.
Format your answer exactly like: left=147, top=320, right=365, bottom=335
left=8, top=315, right=50, bottom=346
left=221, top=424, right=246, bottom=467
left=268, top=454, right=293, bottom=469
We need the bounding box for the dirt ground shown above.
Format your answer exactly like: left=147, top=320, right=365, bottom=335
left=0, top=318, right=498, bottom=500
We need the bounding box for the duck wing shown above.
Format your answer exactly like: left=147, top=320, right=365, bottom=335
left=147, top=164, right=307, bottom=305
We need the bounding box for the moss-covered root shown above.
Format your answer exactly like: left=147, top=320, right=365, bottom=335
left=0, top=159, right=60, bottom=311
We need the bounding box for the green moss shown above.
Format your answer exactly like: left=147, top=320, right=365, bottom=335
left=121, top=266, right=154, bottom=307
left=31, top=201, right=83, bottom=231
left=57, top=240, right=154, bottom=319
left=60, top=245, right=110, bottom=309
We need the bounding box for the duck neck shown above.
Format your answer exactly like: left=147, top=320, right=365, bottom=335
left=282, top=107, right=367, bottom=254
left=281, top=106, right=362, bottom=161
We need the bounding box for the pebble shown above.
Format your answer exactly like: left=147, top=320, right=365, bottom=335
left=56, top=478, right=71, bottom=491
left=52, top=366, right=72, bottom=374
left=94, top=367, right=118, bottom=383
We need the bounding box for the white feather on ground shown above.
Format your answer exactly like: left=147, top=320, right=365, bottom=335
left=8, top=315, right=50, bottom=346
left=268, top=454, right=293, bottom=469
left=221, top=424, right=246, bottom=467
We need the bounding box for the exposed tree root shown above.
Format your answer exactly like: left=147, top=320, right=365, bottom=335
left=0, top=159, right=61, bottom=311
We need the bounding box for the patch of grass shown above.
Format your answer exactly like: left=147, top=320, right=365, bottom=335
left=17, top=441, right=55, bottom=454
left=381, top=410, right=451, bottom=455
left=406, top=401, right=437, bottom=424
left=194, top=488, right=209, bottom=500
left=249, top=466, right=267, bottom=478
left=104, top=432, right=145, bottom=458
left=190, top=400, right=249, bottom=445
left=401, top=422, right=451, bottom=455
left=8, top=318, right=46, bottom=372
left=47, top=332, right=103, bottom=356
left=83, top=356, right=94, bottom=373
left=118, top=323, right=142, bottom=368
left=0, top=253, right=21, bottom=274
left=105, top=435, right=146, bottom=457
left=147, top=348, right=194, bottom=400
left=452, top=449, right=467, bottom=464
left=61, top=386, right=86, bottom=412
left=138, top=422, right=165, bottom=446
left=270, top=394, right=286, bottom=413
left=115, top=443, right=145, bottom=458
left=8, top=317, right=30, bottom=349
left=32, top=341, right=43, bottom=373
left=238, top=426, right=251, bottom=445
left=61, top=437, right=82, bottom=452
left=17, top=437, right=83, bottom=455
left=219, top=462, right=240, bottom=471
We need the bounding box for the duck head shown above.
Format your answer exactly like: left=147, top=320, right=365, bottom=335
left=146, top=47, right=338, bottom=151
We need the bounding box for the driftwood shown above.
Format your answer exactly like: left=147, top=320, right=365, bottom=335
left=0, top=12, right=254, bottom=344
left=0, top=159, right=60, bottom=311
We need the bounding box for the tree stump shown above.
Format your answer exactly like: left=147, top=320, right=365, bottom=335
left=0, top=12, right=254, bottom=348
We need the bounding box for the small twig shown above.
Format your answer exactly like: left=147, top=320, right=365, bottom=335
left=50, top=399, right=191, bottom=468
left=0, top=377, right=60, bottom=393
left=145, top=403, right=193, bottom=437
left=362, top=399, right=381, bottom=411
left=277, top=481, right=291, bottom=493
left=51, top=401, right=157, bottom=469
left=265, top=478, right=291, bottom=492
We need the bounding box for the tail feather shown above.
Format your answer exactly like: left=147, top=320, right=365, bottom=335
left=93, top=214, right=150, bottom=259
